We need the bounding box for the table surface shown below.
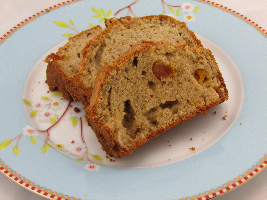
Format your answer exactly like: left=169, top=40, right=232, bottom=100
left=1, top=0, right=267, bottom=199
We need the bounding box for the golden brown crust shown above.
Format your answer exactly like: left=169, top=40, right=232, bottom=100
left=86, top=105, right=210, bottom=158
left=143, top=40, right=228, bottom=102
left=87, top=43, right=154, bottom=157
left=124, top=15, right=203, bottom=48
left=188, top=46, right=228, bottom=102
left=46, top=17, right=136, bottom=106
left=86, top=42, right=228, bottom=158
left=45, top=59, right=73, bottom=100
left=45, top=25, right=103, bottom=101
left=87, top=97, right=222, bottom=158
left=104, top=16, right=133, bottom=27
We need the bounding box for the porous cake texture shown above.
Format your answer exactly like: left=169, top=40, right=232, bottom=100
left=75, top=15, right=203, bottom=107
left=104, top=16, right=133, bottom=27
left=86, top=42, right=228, bottom=158
left=45, top=25, right=102, bottom=102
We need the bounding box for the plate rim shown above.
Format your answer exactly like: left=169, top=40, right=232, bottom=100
left=0, top=0, right=267, bottom=200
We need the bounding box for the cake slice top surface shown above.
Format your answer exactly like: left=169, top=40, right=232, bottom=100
left=45, top=25, right=103, bottom=79
left=77, top=15, right=203, bottom=91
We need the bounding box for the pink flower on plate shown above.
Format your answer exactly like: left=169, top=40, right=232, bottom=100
left=23, top=125, right=38, bottom=136
left=72, top=143, right=86, bottom=156
left=39, top=110, right=54, bottom=121
left=184, top=13, right=195, bottom=22
left=51, top=100, right=63, bottom=110
left=85, top=164, right=100, bottom=171
left=32, top=100, right=44, bottom=111
left=55, top=144, right=65, bottom=150
left=181, top=3, right=195, bottom=13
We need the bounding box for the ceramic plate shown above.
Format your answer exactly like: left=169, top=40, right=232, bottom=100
left=1, top=0, right=267, bottom=199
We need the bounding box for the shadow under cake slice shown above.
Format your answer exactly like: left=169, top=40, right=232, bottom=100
left=86, top=41, right=228, bottom=158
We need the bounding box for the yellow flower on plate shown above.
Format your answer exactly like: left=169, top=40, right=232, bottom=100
left=181, top=3, right=195, bottom=13
left=55, top=144, right=65, bottom=149
left=85, top=164, right=100, bottom=171
left=51, top=100, right=63, bottom=110
left=184, top=14, right=195, bottom=22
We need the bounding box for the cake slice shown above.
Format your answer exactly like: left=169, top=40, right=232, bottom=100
left=104, top=16, right=133, bottom=27
left=44, top=25, right=103, bottom=101
left=86, top=42, right=228, bottom=158
left=75, top=15, right=203, bottom=107
left=44, top=17, right=134, bottom=102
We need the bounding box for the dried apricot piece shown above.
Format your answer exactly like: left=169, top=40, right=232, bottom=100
left=194, top=69, right=208, bottom=85
left=152, top=62, right=176, bottom=79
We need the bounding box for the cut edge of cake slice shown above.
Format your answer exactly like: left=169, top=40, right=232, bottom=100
left=75, top=15, right=204, bottom=107
left=85, top=41, right=228, bottom=158
left=44, top=25, right=103, bottom=101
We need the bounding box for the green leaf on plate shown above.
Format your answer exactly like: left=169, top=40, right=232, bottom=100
left=70, top=19, right=75, bottom=26
left=41, top=96, right=51, bottom=100
left=13, top=145, right=19, bottom=156
left=93, top=14, right=104, bottom=18
left=107, top=10, right=112, bottom=17
left=193, top=7, right=201, bottom=12
left=100, top=18, right=105, bottom=23
left=22, top=99, right=31, bottom=105
left=91, top=7, right=101, bottom=14
left=62, top=33, right=74, bottom=37
left=30, top=110, right=37, bottom=117
left=53, top=21, right=70, bottom=28
left=50, top=118, right=56, bottom=124
left=72, top=116, right=77, bottom=127
left=55, top=114, right=59, bottom=118
left=91, top=155, right=102, bottom=160
left=101, top=8, right=106, bottom=16
left=176, top=8, right=182, bottom=16
left=46, top=143, right=53, bottom=148
left=30, top=136, right=37, bottom=145
left=89, top=23, right=95, bottom=28
left=169, top=7, right=175, bottom=13
left=42, top=144, right=48, bottom=154
left=50, top=92, right=63, bottom=97
left=0, top=139, right=12, bottom=149
left=77, top=158, right=83, bottom=162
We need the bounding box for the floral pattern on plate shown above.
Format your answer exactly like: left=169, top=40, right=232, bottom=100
left=54, top=1, right=201, bottom=37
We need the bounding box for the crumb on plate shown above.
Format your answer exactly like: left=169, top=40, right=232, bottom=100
left=189, top=147, right=195, bottom=151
